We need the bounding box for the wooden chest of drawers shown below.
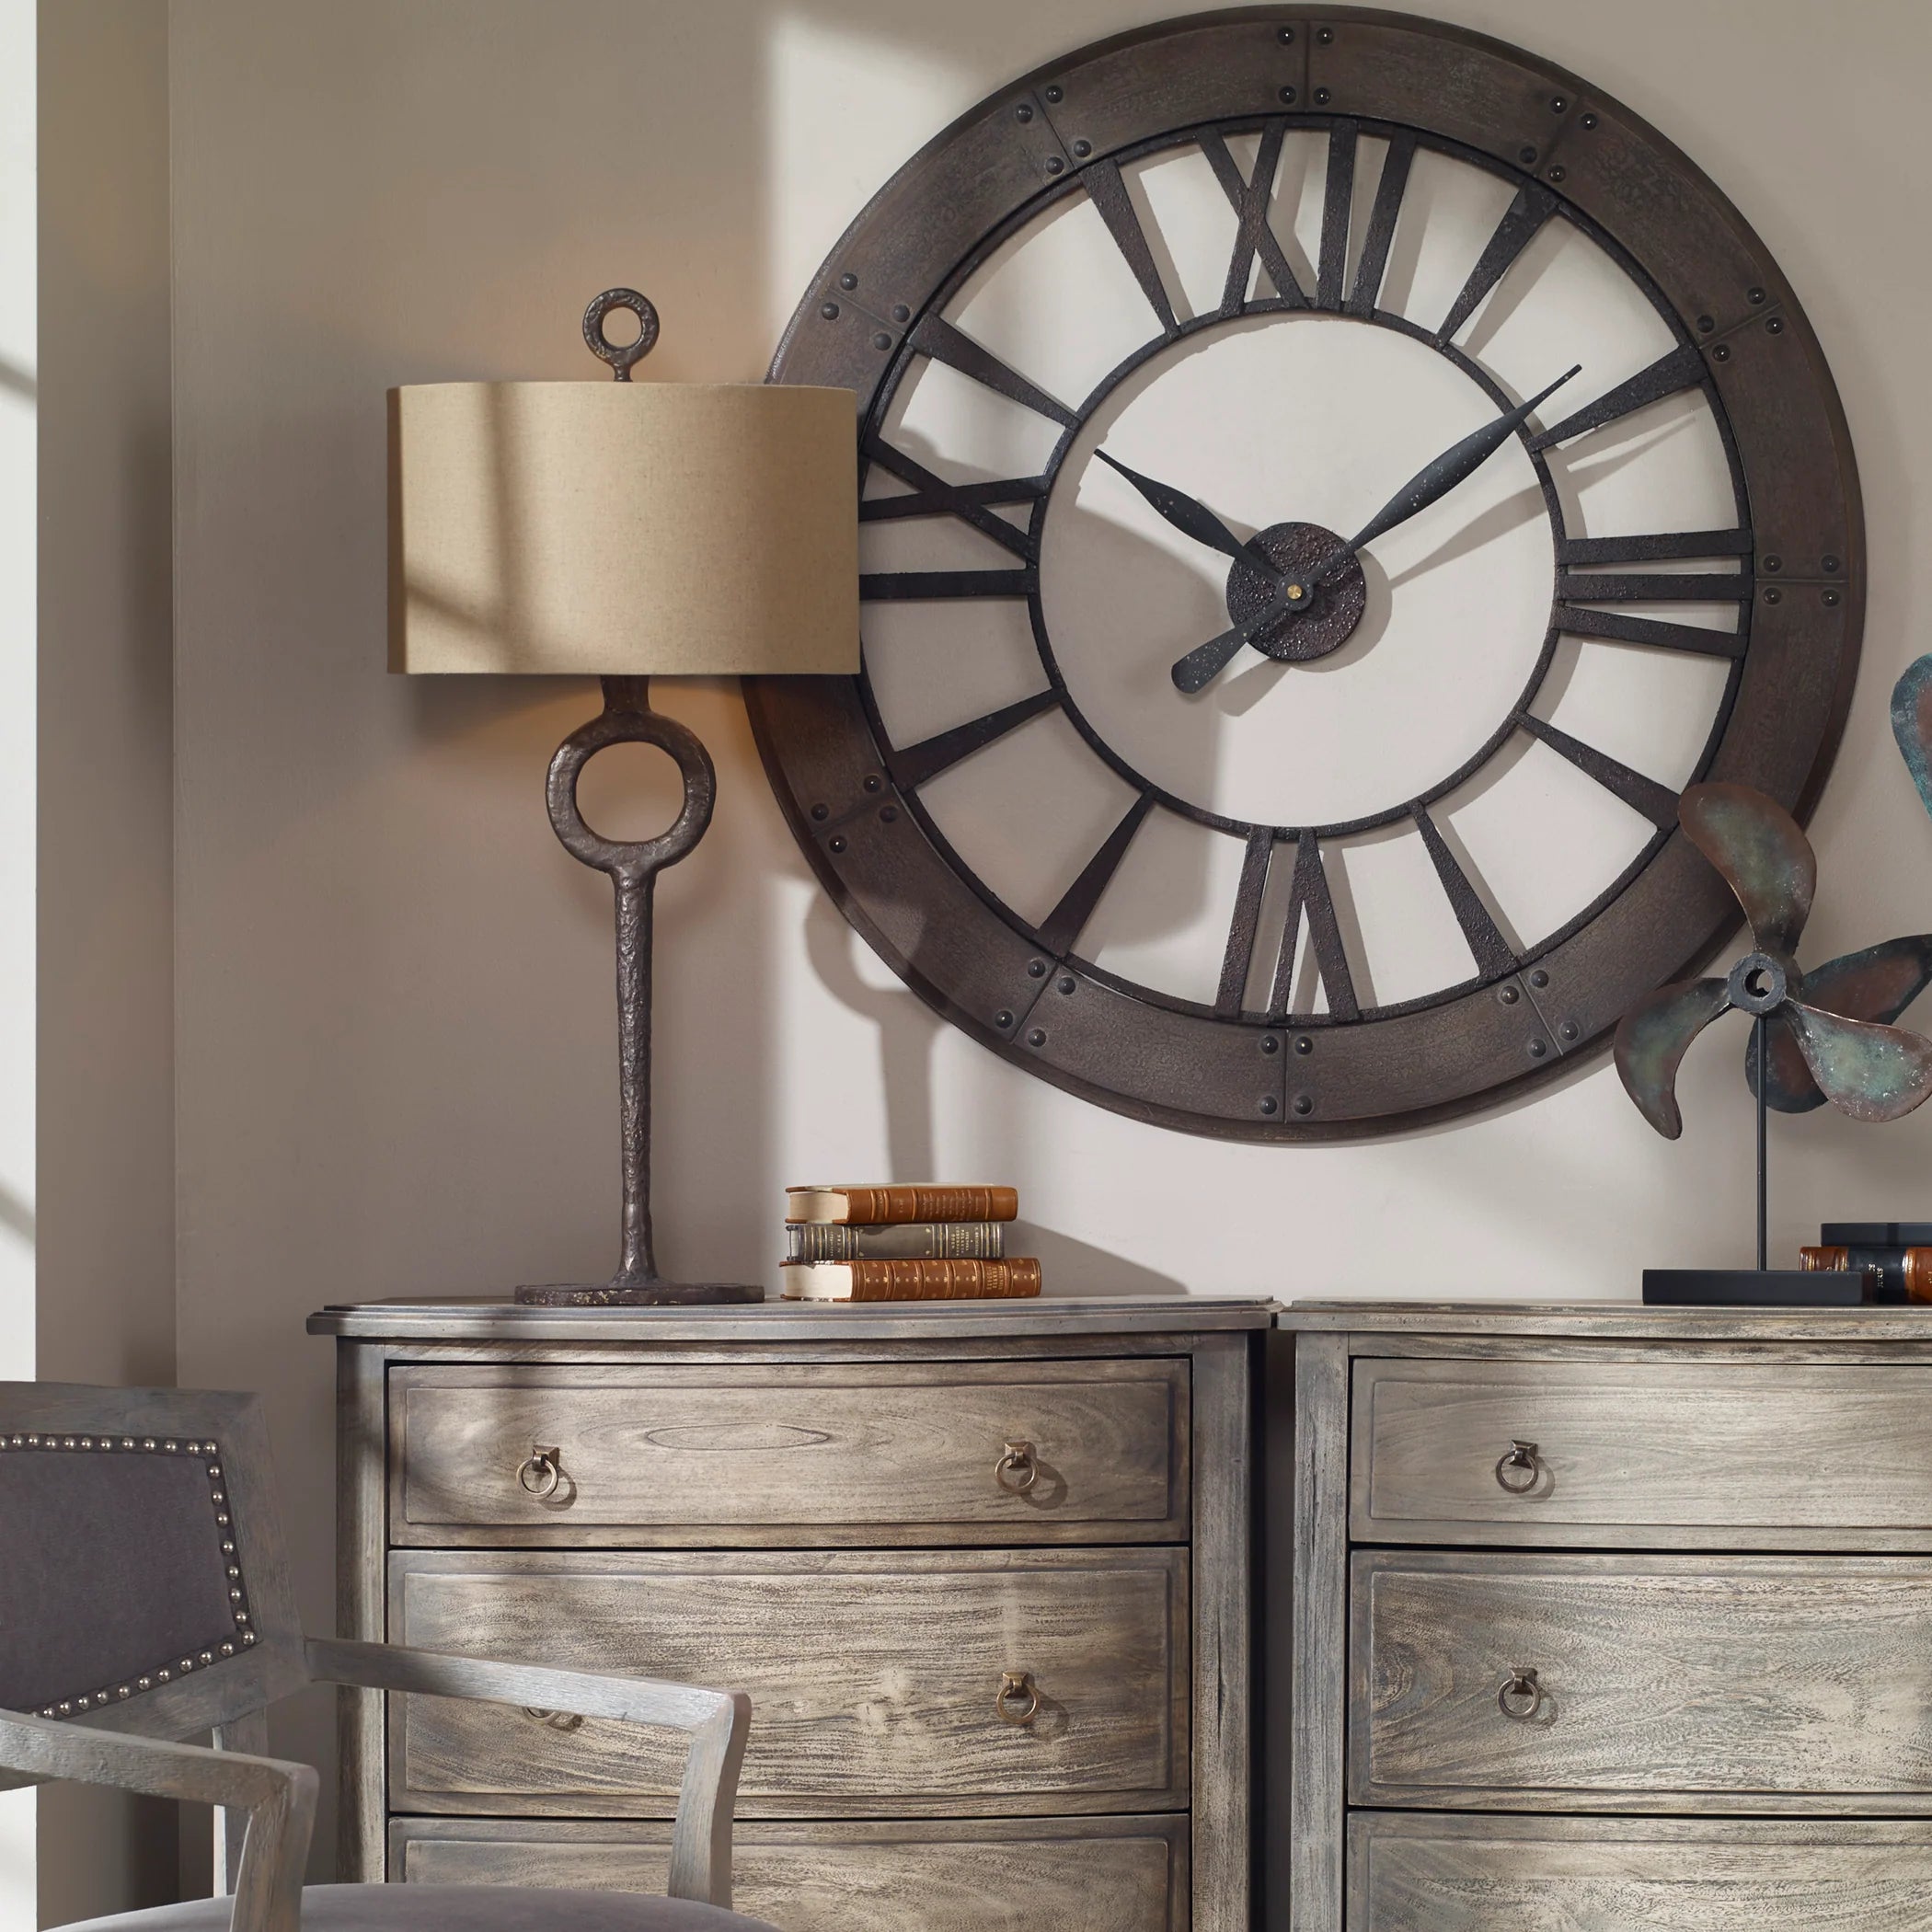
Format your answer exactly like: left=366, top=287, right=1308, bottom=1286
left=311, top=1295, right=1267, bottom=1932
left=1274, top=1303, right=1932, bottom=1932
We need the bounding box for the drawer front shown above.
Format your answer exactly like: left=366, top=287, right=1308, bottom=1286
left=1352, top=1550, right=1932, bottom=1808
left=1351, top=1814, right=1932, bottom=1932
left=1353, top=1358, right=1932, bottom=1546
left=390, top=1548, right=1189, bottom=1816
left=391, top=1816, right=1189, bottom=1931
left=392, top=1361, right=1188, bottom=1545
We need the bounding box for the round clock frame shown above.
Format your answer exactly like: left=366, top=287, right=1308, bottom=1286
left=746, top=7, right=1862, bottom=1141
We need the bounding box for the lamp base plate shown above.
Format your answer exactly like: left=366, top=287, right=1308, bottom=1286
left=514, top=1281, right=765, bottom=1308
left=1642, top=1268, right=1865, bottom=1307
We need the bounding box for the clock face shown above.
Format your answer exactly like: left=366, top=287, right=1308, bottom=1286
left=749, top=10, right=1861, bottom=1139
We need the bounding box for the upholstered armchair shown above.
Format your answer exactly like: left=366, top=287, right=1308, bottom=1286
left=0, top=1384, right=771, bottom=1932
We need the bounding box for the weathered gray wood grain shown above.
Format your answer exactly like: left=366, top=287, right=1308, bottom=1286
left=391, top=1359, right=1186, bottom=1547
left=1279, top=1300, right=1932, bottom=1342
left=1350, top=1812, right=1932, bottom=1932
left=312, top=1295, right=1275, bottom=1344
left=1188, top=1333, right=1249, bottom=1932
left=1353, top=1358, right=1932, bottom=1547
left=335, top=1340, right=386, bottom=1881
left=1354, top=1549, right=1932, bottom=1808
left=213, top=1708, right=270, bottom=1896
left=387, top=1547, right=1188, bottom=1817
left=1288, top=1333, right=1349, bottom=1932
left=391, top=1815, right=1189, bottom=1931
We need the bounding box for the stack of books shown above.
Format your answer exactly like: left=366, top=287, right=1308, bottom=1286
left=779, top=1184, right=1041, bottom=1302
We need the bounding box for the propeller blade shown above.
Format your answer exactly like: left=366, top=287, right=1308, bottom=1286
left=1752, top=934, right=1932, bottom=1112
left=1784, top=1001, right=1932, bottom=1123
left=1892, top=653, right=1932, bottom=823
left=1678, top=782, right=1815, bottom=959
left=1614, top=976, right=1731, bottom=1139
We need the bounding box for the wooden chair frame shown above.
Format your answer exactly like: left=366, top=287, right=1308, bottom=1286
left=0, top=1384, right=751, bottom=1931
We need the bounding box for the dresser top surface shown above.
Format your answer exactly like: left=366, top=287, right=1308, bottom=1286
left=1278, top=1298, right=1932, bottom=1340
left=307, top=1292, right=1277, bottom=1342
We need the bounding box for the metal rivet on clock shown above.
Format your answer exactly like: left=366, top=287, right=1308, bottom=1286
left=1748, top=286, right=1766, bottom=305
left=995, top=1010, right=1014, bottom=1029
left=1044, top=155, right=1064, bottom=175
left=1293, top=1094, right=1314, bottom=1116
left=1294, top=1036, right=1313, bottom=1055
left=1028, top=1029, right=1047, bottom=1048
left=828, top=835, right=847, bottom=854
left=1317, top=26, right=1333, bottom=41
left=1314, top=87, right=1331, bottom=106
left=810, top=803, right=828, bottom=822
left=1764, top=555, right=1783, bottom=571
left=863, top=774, right=882, bottom=792
left=1279, top=85, right=1297, bottom=104
left=1518, top=144, right=1538, bottom=165
left=891, top=304, right=911, bottom=324
left=1529, top=1039, right=1548, bottom=1059
left=1823, top=590, right=1841, bottom=607
left=1559, top=1020, right=1580, bottom=1041
left=1278, top=24, right=1295, bottom=41
left=1823, top=555, right=1841, bottom=573
left=1547, top=166, right=1567, bottom=183
left=1765, top=316, right=1784, bottom=335
left=1499, top=985, right=1520, bottom=1006
left=1044, top=84, right=1064, bottom=103
left=1550, top=95, right=1568, bottom=112
left=1581, top=110, right=1599, bottom=129
left=1260, top=1035, right=1280, bottom=1055
left=820, top=303, right=839, bottom=321
left=1529, top=969, right=1549, bottom=989
left=879, top=805, right=898, bottom=822
left=1014, top=102, right=1034, bottom=123
left=1073, top=139, right=1092, bottom=158
left=1057, top=976, right=1075, bottom=995
left=1259, top=1096, right=1279, bottom=1115
left=838, top=272, right=857, bottom=291
left=872, top=332, right=891, bottom=351
left=1711, top=343, right=1731, bottom=362
left=1696, top=315, right=1715, bottom=332
left=1028, top=960, right=1047, bottom=978
left=1765, top=587, right=1782, bottom=605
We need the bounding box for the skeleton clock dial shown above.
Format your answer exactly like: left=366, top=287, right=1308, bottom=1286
left=747, top=9, right=1861, bottom=1140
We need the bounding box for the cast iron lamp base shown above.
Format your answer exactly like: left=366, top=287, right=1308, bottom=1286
left=514, top=673, right=763, bottom=1308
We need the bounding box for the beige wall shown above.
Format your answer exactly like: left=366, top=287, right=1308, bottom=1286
left=29, top=0, right=1923, bottom=1892
left=35, top=1, right=177, bottom=1923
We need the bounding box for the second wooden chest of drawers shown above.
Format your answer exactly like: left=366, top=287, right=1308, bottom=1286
left=314, top=1294, right=1267, bottom=1932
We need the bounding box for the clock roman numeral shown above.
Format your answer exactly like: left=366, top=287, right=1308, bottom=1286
left=1557, top=530, right=1754, bottom=566
left=906, top=313, right=1076, bottom=427
left=1200, top=125, right=1306, bottom=312
left=1413, top=806, right=1516, bottom=980
left=1522, top=715, right=1681, bottom=829
left=1267, top=833, right=1361, bottom=1023
left=1437, top=182, right=1557, bottom=343
left=1315, top=121, right=1358, bottom=311
left=1525, top=343, right=1707, bottom=452
left=887, top=689, right=1062, bottom=790
left=1554, top=530, right=1753, bottom=657
left=1034, top=792, right=1155, bottom=957
left=859, top=569, right=1037, bottom=601
left=1345, top=131, right=1416, bottom=318
left=860, top=438, right=1041, bottom=562
left=1084, top=158, right=1180, bottom=337
left=1558, top=605, right=1746, bottom=657
left=1215, top=829, right=1275, bottom=1017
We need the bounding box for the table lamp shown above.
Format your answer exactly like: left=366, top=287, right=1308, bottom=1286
left=389, top=289, right=858, bottom=1305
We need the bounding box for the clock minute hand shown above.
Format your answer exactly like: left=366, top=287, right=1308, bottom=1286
left=1311, top=364, right=1582, bottom=581
left=1096, top=450, right=1282, bottom=581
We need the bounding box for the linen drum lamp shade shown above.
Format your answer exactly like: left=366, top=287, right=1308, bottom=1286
left=388, top=379, right=860, bottom=676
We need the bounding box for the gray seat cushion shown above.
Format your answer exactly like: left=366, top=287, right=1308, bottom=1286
left=59, top=1883, right=777, bottom=1932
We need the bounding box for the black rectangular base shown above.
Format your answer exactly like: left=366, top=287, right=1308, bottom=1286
left=1642, top=1268, right=1867, bottom=1307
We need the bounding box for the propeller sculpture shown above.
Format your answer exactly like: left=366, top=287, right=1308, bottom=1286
left=1616, top=655, right=1932, bottom=1283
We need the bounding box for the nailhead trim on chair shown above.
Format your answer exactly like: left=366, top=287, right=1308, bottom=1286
left=1, top=1432, right=257, bottom=1717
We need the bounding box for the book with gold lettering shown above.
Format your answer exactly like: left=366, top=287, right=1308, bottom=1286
left=778, top=1257, right=1041, bottom=1302
left=785, top=1184, right=1019, bottom=1226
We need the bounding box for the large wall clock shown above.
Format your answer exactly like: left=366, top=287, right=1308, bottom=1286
left=746, top=8, right=1860, bottom=1140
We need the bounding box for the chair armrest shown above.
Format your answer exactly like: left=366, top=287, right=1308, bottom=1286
left=305, top=1639, right=749, bottom=1908
left=0, top=1708, right=315, bottom=1932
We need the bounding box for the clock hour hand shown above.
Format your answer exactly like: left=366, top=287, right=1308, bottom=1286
left=1171, top=591, right=1297, bottom=694
left=1096, top=450, right=1282, bottom=581
left=1310, top=364, right=1582, bottom=581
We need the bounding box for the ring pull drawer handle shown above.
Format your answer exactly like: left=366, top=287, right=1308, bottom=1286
left=1494, top=1439, right=1541, bottom=1494
left=995, top=1440, right=1039, bottom=1494
left=995, top=1671, right=1041, bottom=1726
left=1497, top=1667, right=1545, bottom=1722
left=517, top=1443, right=562, bottom=1498
left=522, top=1707, right=583, bottom=1731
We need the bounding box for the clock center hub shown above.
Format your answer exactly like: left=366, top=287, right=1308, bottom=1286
left=1225, top=523, right=1368, bottom=664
